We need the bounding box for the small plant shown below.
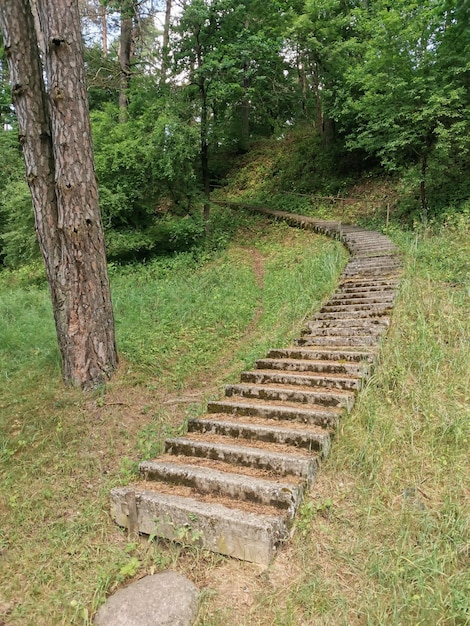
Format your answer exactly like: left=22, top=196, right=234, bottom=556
left=118, top=457, right=139, bottom=484
left=296, top=498, right=334, bottom=536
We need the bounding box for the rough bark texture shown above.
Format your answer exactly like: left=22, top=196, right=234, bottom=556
left=101, top=2, right=108, bottom=58
left=195, top=30, right=210, bottom=231
left=160, top=0, right=172, bottom=81
left=0, top=0, right=118, bottom=390
left=118, top=3, right=133, bottom=121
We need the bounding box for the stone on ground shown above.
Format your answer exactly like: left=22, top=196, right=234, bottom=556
left=94, top=571, right=199, bottom=626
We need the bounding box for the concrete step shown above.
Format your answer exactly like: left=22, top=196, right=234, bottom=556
left=344, top=257, right=401, bottom=267
left=255, top=356, right=370, bottom=377
left=188, top=416, right=331, bottom=455
left=320, top=302, right=393, bottom=313
left=296, top=334, right=381, bottom=348
left=164, top=437, right=317, bottom=479
left=313, top=309, right=390, bottom=320
left=300, top=325, right=385, bottom=338
left=139, top=460, right=304, bottom=513
left=306, top=318, right=389, bottom=331
left=338, top=279, right=400, bottom=289
left=207, top=398, right=342, bottom=428
left=111, top=486, right=289, bottom=565
left=341, top=267, right=398, bottom=279
left=225, top=382, right=355, bottom=411
left=328, top=294, right=396, bottom=306
left=240, top=369, right=361, bottom=392
left=335, top=286, right=398, bottom=296
left=267, top=346, right=375, bottom=362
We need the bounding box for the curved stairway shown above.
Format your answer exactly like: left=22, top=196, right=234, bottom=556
left=110, top=207, right=403, bottom=566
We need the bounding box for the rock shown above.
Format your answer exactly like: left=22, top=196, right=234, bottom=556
left=94, top=571, right=199, bottom=626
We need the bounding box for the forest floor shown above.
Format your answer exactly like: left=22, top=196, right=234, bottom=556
left=1, top=200, right=469, bottom=625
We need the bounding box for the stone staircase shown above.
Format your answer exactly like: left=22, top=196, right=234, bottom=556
left=110, top=207, right=402, bottom=566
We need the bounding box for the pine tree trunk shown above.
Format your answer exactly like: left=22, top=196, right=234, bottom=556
left=118, top=4, right=133, bottom=122
left=161, top=0, right=172, bottom=82
left=1, top=0, right=118, bottom=390
left=101, top=3, right=108, bottom=58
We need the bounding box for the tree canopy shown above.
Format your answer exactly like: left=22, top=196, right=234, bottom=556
left=1, top=0, right=469, bottom=269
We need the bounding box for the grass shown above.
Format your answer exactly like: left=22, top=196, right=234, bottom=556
left=1, top=203, right=469, bottom=625
left=197, top=214, right=470, bottom=625
left=0, top=210, right=346, bottom=625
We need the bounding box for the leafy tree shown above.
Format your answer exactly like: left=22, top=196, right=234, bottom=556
left=334, top=0, right=470, bottom=215
left=91, top=94, right=200, bottom=228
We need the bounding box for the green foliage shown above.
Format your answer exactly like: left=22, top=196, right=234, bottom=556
left=1, top=180, right=39, bottom=268
left=91, top=98, right=200, bottom=229
left=0, top=130, right=40, bottom=268
left=0, top=280, right=58, bottom=382
left=333, top=0, right=470, bottom=214
left=174, top=0, right=293, bottom=154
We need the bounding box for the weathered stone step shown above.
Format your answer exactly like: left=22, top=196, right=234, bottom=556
left=255, top=356, right=369, bottom=377
left=338, top=278, right=400, bottom=289
left=306, top=318, right=389, bottom=331
left=297, top=334, right=380, bottom=348
left=341, top=268, right=401, bottom=278
left=300, top=325, right=385, bottom=338
left=320, top=302, right=393, bottom=313
left=343, top=238, right=398, bottom=248
left=328, top=294, right=396, bottom=306
left=208, top=398, right=341, bottom=428
left=139, top=460, right=304, bottom=513
left=313, top=309, right=390, bottom=320
left=335, top=285, right=398, bottom=296
left=225, top=382, right=355, bottom=410
left=188, top=416, right=331, bottom=455
left=346, top=240, right=398, bottom=248
left=267, top=346, right=375, bottom=362
left=111, top=486, right=289, bottom=565
left=344, top=256, right=401, bottom=266
left=165, top=437, right=317, bottom=479
left=240, top=369, right=361, bottom=392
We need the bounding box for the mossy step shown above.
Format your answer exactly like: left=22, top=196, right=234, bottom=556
left=255, top=356, right=370, bottom=377
left=240, top=369, right=361, bottom=392
left=306, top=318, right=389, bottom=331
left=139, top=460, right=304, bottom=513
left=328, top=294, right=396, bottom=305
left=207, top=398, right=342, bottom=428
left=111, top=486, right=289, bottom=565
left=267, top=346, right=375, bottom=362
left=300, top=325, right=385, bottom=337
left=164, top=437, right=317, bottom=479
left=188, top=416, right=331, bottom=455
left=313, top=309, right=390, bottom=320
left=225, top=382, right=355, bottom=410
left=320, top=302, right=393, bottom=313
left=296, top=335, right=381, bottom=348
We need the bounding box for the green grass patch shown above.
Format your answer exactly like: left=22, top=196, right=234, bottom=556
left=218, top=214, right=469, bottom=626
left=0, top=212, right=346, bottom=625
left=2, top=205, right=468, bottom=626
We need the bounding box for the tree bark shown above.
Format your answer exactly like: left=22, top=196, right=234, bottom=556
left=160, top=0, right=172, bottom=82
left=195, top=30, right=210, bottom=231
left=0, top=0, right=118, bottom=390
left=119, top=2, right=133, bottom=122
left=100, top=1, right=108, bottom=58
